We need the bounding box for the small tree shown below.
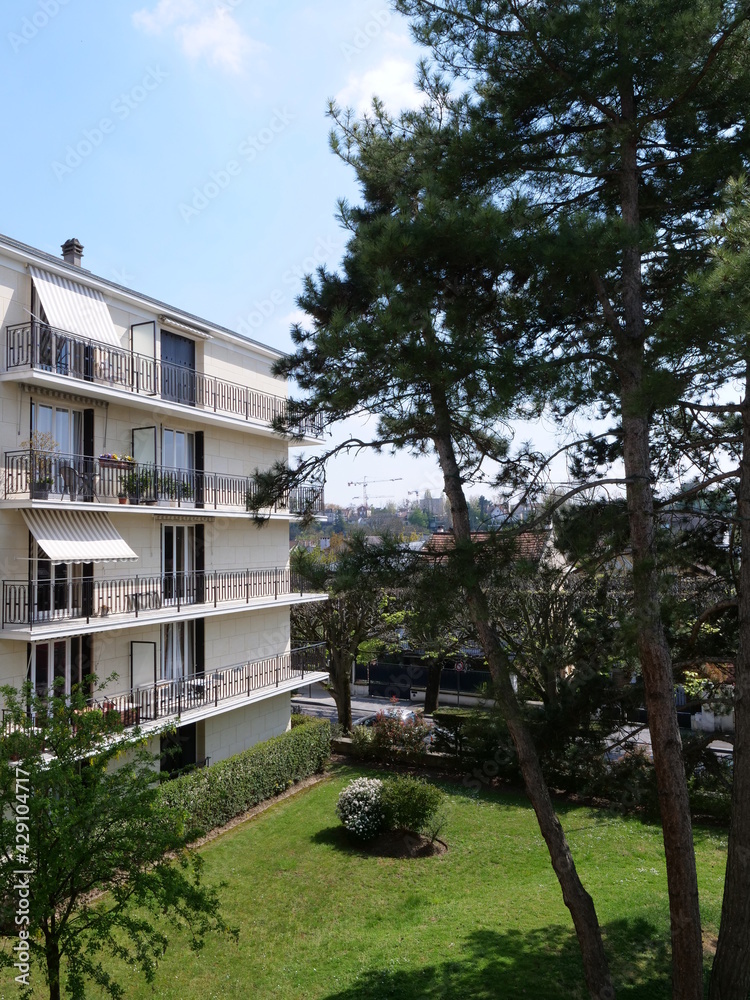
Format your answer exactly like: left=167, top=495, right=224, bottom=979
left=0, top=682, right=235, bottom=1000
left=291, top=533, right=405, bottom=729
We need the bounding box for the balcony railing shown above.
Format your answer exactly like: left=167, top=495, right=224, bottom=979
left=101, top=643, right=328, bottom=725
left=2, top=643, right=328, bottom=734
left=6, top=321, right=324, bottom=438
left=2, top=568, right=322, bottom=629
left=3, top=450, right=324, bottom=515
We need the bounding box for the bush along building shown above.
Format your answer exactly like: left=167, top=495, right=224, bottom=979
left=0, top=234, right=328, bottom=773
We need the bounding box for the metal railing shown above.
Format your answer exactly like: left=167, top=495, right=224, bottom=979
left=3, top=449, right=324, bottom=514
left=6, top=321, right=324, bottom=438
left=1, top=643, right=328, bottom=733
left=95, top=643, right=328, bottom=725
left=2, top=568, right=322, bottom=628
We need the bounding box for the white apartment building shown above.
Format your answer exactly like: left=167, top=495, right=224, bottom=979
left=0, top=235, right=328, bottom=772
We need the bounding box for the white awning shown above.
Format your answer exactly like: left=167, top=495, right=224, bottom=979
left=22, top=510, right=138, bottom=564
left=29, top=266, right=121, bottom=348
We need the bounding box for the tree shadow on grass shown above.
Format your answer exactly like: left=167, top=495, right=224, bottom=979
left=318, top=921, right=672, bottom=1000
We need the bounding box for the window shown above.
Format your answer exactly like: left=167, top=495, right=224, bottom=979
left=131, top=321, right=156, bottom=394
left=31, top=540, right=82, bottom=621
left=162, top=428, right=194, bottom=472
left=132, top=426, right=157, bottom=467
left=161, top=622, right=195, bottom=681
left=28, top=636, right=91, bottom=700
left=162, top=523, right=195, bottom=604
left=31, top=402, right=83, bottom=457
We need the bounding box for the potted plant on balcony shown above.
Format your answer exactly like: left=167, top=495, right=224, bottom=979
left=120, top=470, right=141, bottom=503
left=120, top=468, right=155, bottom=504
left=31, top=474, right=54, bottom=500
left=158, top=473, right=179, bottom=507
left=139, top=469, right=158, bottom=504
left=99, top=453, right=135, bottom=470
left=21, top=429, right=59, bottom=499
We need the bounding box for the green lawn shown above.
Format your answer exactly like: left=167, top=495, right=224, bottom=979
left=6, top=764, right=728, bottom=999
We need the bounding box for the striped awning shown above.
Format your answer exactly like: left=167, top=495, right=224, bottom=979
left=29, top=266, right=121, bottom=347
left=22, top=509, right=138, bottom=564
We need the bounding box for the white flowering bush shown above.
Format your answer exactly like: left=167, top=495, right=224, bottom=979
left=335, top=777, right=385, bottom=840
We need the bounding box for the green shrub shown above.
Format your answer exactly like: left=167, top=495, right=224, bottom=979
left=381, top=775, right=444, bottom=835
left=159, top=718, right=331, bottom=837
left=349, top=725, right=374, bottom=758
left=334, top=774, right=445, bottom=841
left=291, top=713, right=314, bottom=728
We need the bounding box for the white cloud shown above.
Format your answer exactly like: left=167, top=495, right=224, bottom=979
left=132, top=1, right=263, bottom=75
left=132, top=0, right=200, bottom=33
left=334, top=56, right=424, bottom=115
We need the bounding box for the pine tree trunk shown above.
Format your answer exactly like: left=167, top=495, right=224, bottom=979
left=424, top=661, right=442, bottom=714
left=431, top=394, right=614, bottom=1000
left=620, top=392, right=703, bottom=1000
left=708, top=384, right=750, bottom=1000
left=329, top=635, right=353, bottom=731
left=617, top=116, right=703, bottom=1000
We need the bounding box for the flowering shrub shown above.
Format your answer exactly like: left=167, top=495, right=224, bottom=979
left=370, top=712, right=431, bottom=753
left=335, top=775, right=446, bottom=842
left=335, top=777, right=386, bottom=840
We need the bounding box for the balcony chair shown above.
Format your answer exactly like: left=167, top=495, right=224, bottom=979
left=59, top=463, right=96, bottom=503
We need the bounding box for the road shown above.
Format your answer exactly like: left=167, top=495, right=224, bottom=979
left=292, top=681, right=410, bottom=726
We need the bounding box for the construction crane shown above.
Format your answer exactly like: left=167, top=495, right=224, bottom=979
left=347, top=476, right=403, bottom=509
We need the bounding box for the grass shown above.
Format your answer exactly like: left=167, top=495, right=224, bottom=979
left=5, top=764, right=728, bottom=999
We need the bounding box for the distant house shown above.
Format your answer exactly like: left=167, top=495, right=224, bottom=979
left=423, top=528, right=562, bottom=568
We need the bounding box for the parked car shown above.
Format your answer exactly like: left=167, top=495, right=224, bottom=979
left=355, top=706, right=419, bottom=727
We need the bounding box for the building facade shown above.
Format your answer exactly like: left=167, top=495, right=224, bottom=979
left=0, top=234, right=328, bottom=771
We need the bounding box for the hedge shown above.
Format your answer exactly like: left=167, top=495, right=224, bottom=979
left=158, top=718, right=331, bottom=837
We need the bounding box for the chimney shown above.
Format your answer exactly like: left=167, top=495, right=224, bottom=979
left=61, top=238, right=83, bottom=267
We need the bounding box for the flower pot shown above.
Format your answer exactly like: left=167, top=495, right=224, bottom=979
left=118, top=496, right=128, bottom=505
left=32, top=487, right=50, bottom=500
left=100, top=459, right=135, bottom=470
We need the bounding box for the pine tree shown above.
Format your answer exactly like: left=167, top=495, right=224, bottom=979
left=389, top=5, right=750, bottom=996
left=271, top=102, right=615, bottom=999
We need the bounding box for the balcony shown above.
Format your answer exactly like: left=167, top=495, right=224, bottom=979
left=101, top=643, right=328, bottom=727
left=1, top=567, right=324, bottom=632
left=3, top=450, right=324, bottom=515
left=2, top=643, right=329, bottom=735
left=5, top=321, right=324, bottom=438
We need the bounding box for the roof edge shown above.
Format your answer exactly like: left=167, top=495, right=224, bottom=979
left=0, top=232, right=287, bottom=364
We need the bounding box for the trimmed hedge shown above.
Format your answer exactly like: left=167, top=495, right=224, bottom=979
left=291, top=713, right=315, bottom=728
left=159, top=718, right=331, bottom=837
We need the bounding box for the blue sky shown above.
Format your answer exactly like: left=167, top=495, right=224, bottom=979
left=0, top=1, right=554, bottom=507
